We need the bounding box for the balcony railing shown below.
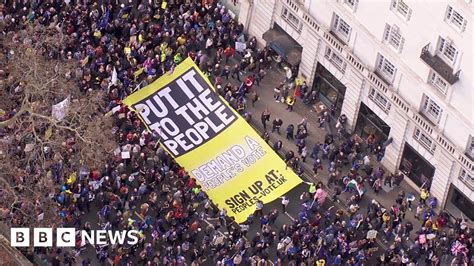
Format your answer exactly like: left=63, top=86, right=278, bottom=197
left=367, top=71, right=389, bottom=94
left=420, top=44, right=460, bottom=85
left=323, top=31, right=344, bottom=54
left=459, top=153, right=474, bottom=172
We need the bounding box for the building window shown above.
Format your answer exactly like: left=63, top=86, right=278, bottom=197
left=390, top=0, right=412, bottom=21
left=421, top=94, right=443, bottom=123
left=414, top=128, right=436, bottom=153
left=429, top=71, right=449, bottom=95
left=467, top=135, right=474, bottom=159
left=445, top=5, right=468, bottom=32
left=459, top=169, right=473, bottom=189
left=325, top=47, right=346, bottom=73
left=375, top=54, right=397, bottom=83
left=332, top=13, right=352, bottom=42
left=437, top=37, right=458, bottom=65
left=282, top=8, right=289, bottom=18
left=383, top=24, right=405, bottom=52
left=282, top=7, right=303, bottom=33
left=369, top=87, right=391, bottom=112
left=343, top=0, right=359, bottom=11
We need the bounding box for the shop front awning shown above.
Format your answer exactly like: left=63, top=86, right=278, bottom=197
left=263, top=28, right=302, bottom=66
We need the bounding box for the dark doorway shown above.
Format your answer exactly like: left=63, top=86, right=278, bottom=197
left=447, top=185, right=474, bottom=220
left=263, top=24, right=303, bottom=67
left=312, top=63, right=346, bottom=116
left=354, top=102, right=390, bottom=144
left=399, top=143, right=436, bottom=188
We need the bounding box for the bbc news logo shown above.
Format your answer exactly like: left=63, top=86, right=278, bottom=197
left=10, top=228, right=140, bottom=247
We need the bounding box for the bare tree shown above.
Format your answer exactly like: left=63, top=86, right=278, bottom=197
left=0, top=25, right=115, bottom=228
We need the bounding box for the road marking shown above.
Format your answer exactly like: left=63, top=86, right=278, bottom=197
left=376, top=238, right=388, bottom=250
left=285, top=212, right=296, bottom=222
left=203, top=218, right=227, bottom=238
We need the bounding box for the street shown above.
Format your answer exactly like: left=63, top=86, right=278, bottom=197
left=2, top=1, right=467, bottom=265
left=73, top=51, right=438, bottom=265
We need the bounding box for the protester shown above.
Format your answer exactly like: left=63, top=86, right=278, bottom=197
left=254, top=200, right=264, bottom=218
left=286, top=124, right=294, bottom=140
left=281, top=196, right=289, bottom=213
left=286, top=95, right=295, bottom=112
left=272, top=117, right=283, bottom=134
left=1, top=1, right=472, bottom=265
left=261, top=109, right=271, bottom=130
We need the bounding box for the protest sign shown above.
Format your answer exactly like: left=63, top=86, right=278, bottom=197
left=89, top=180, right=102, bottom=190
left=366, top=229, right=377, bottom=239
left=123, top=58, right=302, bottom=223
left=121, top=151, right=131, bottom=159
left=235, top=42, right=247, bottom=53
left=52, top=98, right=70, bottom=121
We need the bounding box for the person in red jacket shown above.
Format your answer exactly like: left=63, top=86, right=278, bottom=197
left=224, top=45, right=235, bottom=63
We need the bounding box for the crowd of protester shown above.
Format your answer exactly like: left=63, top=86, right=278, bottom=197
left=0, top=0, right=472, bottom=265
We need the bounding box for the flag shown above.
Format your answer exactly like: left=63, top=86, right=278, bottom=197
left=346, top=179, right=364, bottom=196
left=99, top=10, right=109, bottom=30
left=346, top=179, right=357, bottom=189
left=237, top=82, right=246, bottom=97
left=451, top=240, right=466, bottom=256
left=118, top=5, right=132, bottom=19
left=66, top=171, right=77, bottom=186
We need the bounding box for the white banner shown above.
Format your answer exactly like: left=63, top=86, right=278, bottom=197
left=52, top=98, right=70, bottom=121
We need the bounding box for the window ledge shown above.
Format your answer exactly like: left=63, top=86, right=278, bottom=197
left=329, top=30, right=348, bottom=45
left=418, top=111, right=438, bottom=126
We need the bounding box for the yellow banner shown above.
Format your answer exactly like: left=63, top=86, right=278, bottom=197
left=123, top=58, right=302, bottom=223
